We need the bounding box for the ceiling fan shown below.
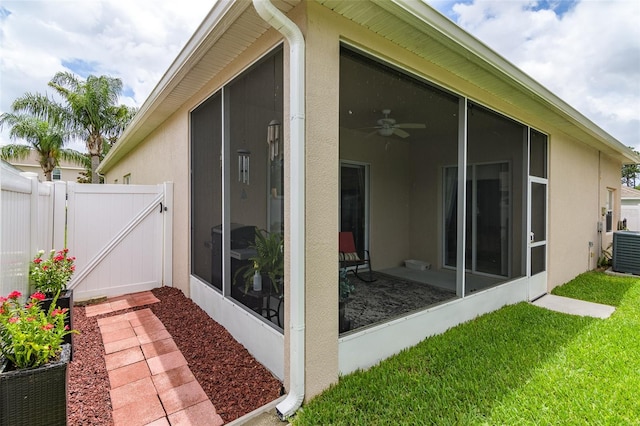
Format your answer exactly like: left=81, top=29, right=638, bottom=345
left=364, top=109, right=426, bottom=138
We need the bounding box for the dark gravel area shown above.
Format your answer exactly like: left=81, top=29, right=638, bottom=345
left=68, top=287, right=282, bottom=424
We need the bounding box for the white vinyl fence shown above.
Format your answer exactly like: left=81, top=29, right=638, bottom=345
left=1, top=166, right=65, bottom=296
left=622, top=205, right=640, bottom=231
left=1, top=163, right=172, bottom=300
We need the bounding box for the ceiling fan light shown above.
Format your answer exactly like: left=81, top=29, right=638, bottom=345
left=378, top=127, right=394, bottom=136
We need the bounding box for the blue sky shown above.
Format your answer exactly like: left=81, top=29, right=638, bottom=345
left=1, top=0, right=638, bottom=153
left=431, top=0, right=579, bottom=21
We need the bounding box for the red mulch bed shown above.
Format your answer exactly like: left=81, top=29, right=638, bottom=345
left=68, top=287, right=282, bottom=424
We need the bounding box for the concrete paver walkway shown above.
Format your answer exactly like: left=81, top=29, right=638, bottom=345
left=532, top=294, right=616, bottom=319
left=85, top=291, right=225, bottom=426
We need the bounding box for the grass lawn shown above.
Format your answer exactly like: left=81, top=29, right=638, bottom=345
left=293, top=271, right=640, bottom=425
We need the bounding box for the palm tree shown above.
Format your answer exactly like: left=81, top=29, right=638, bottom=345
left=12, top=72, right=136, bottom=183
left=49, top=72, right=136, bottom=183
left=0, top=112, right=86, bottom=181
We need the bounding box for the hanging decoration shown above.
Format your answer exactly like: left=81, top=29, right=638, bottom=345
left=238, top=149, right=250, bottom=184
left=267, top=120, right=281, bottom=161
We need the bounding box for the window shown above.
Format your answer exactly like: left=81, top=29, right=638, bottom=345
left=444, top=162, right=514, bottom=278
left=123, top=174, right=131, bottom=185
left=606, top=189, right=614, bottom=232
left=52, top=168, right=61, bottom=180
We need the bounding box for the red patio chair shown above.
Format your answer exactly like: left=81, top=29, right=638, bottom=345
left=339, top=231, right=376, bottom=282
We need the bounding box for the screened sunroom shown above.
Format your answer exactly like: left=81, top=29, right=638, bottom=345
left=337, top=46, right=548, bottom=334
left=189, top=41, right=549, bottom=340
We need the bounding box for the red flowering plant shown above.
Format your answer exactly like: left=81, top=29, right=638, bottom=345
left=0, top=290, right=77, bottom=369
left=29, top=248, right=76, bottom=297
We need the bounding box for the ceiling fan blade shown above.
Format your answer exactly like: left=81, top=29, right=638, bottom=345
left=396, top=123, right=426, bottom=129
left=393, top=128, right=410, bottom=138
left=365, top=130, right=379, bottom=138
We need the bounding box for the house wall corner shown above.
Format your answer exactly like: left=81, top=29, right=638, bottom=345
left=300, top=1, right=341, bottom=400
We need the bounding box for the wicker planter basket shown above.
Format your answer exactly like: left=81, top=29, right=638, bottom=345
left=0, top=344, right=70, bottom=426
left=41, top=289, right=74, bottom=360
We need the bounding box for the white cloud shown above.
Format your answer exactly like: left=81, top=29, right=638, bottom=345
left=1, top=0, right=638, bottom=155
left=0, top=0, right=212, bottom=151
left=430, top=0, right=640, bottom=152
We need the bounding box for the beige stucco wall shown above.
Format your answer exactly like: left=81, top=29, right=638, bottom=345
left=547, top=137, right=622, bottom=289
left=303, top=1, right=342, bottom=399
left=547, top=135, right=599, bottom=288
left=599, top=152, right=624, bottom=254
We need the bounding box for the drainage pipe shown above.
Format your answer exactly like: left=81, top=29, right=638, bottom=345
left=252, top=0, right=306, bottom=420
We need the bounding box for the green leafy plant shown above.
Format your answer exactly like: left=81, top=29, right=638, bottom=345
left=597, top=243, right=612, bottom=268
left=236, top=229, right=284, bottom=294
left=0, top=290, right=77, bottom=369
left=29, top=248, right=75, bottom=296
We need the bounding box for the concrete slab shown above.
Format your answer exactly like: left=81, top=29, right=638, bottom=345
left=235, top=411, right=287, bottom=426
left=227, top=396, right=288, bottom=426
left=532, top=294, right=615, bottom=319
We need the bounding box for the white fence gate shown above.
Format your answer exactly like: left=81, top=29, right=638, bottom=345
left=1, top=164, right=172, bottom=300
left=66, top=182, right=173, bottom=301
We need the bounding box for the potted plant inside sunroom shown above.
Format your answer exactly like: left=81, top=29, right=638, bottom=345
left=29, top=248, right=76, bottom=358
left=233, top=229, right=284, bottom=322
left=0, top=290, right=77, bottom=426
left=237, top=229, right=284, bottom=295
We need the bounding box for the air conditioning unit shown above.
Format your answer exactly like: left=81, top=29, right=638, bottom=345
left=612, top=231, right=640, bottom=275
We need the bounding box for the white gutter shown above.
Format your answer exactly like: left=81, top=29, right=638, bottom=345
left=252, top=0, right=306, bottom=420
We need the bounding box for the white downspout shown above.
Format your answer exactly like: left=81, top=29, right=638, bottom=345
left=252, top=0, right=305, bottom=420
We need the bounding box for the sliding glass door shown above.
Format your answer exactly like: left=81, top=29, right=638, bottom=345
left=444, top=162, right=510, bottom=277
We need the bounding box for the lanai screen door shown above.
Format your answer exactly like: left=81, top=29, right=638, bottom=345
left=527, top=130, right=548, bottom=299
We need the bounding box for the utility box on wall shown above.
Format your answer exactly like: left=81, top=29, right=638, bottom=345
left=612, top=231, right=640, bottom=275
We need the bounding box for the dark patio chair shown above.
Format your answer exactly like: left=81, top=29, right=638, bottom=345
left=339, top=231, right=376, bottom=282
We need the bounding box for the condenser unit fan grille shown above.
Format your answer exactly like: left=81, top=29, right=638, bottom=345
left=612, top=231, right=640, bottom=275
